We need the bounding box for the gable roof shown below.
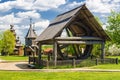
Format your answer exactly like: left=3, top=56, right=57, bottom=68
left=26, top=24, right=37, bottom=38
left=35, top=4, right=110, bottom=42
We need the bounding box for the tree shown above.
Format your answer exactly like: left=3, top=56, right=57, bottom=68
left=106, top=11, right=120, bottom=45
left=1, top=30, right=15, bottom=55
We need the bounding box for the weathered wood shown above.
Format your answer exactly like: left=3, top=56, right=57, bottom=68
left=66, top=28, right=79, bottom=58
left=57, top=45, right=65, bottom=59
left=57, top=41, right=102, bottom=45
left=38, top=43, right=42, bottom=65
left=116, top=58, right=118, bottom=64
left=72, top=59, right=76, bottom=68
left=53, top=41, right=57, bottom=67
left=55, top=37, right=102, bottom=41
left=101, top=42, right=105, bottom=59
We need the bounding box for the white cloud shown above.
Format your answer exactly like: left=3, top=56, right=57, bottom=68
left=33, top=0, right=66, bottom=11
left=86, top=0, right=120, bottom=13
left=16, top=10, right=40, bottom=19
left=0, top=24, right=10, bottom=30
left=0, top=13, right=21, bottom=25
left=0, top=0, right=66, bottom=12
left=35, top=20, right=49, bottom=29
left=61, top=0, right=120, bottom=14
left=35, top=20, right=50, bottom=35
left=0, top=1, right=13, bottom=12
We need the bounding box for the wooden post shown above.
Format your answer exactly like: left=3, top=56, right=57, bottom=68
left=101, top=41, right=105, bottom=59
left=96, top=58, right=98, bottom=65
left=38, top=43, right=42, bottom=65
left=116, top=58, right=118, bottom=64
left=53, top=41, right=57, bottom=67
left=72, top=59, right=76, bottom=68
left=48, top=53, right=50, bottom=61
left=46, top=60, right=49, bottom=69
left=28, top=56, right=30, bottom=64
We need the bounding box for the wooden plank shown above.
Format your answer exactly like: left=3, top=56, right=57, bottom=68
left=57, top=41, right=102, bottom=45
left=80, top=9, right=102, bottom=37
left=55, top=37, right=102, bottom=41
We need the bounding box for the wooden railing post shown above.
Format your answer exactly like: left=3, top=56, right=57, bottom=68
left=72, top=59, right=76, bottom=68
left=28, top=56, right=30, bottom=64
left=116, top=58, right=118, bottom=64
left=46, top=60, right=49, bottom=69
left=96, top=58, right=98, bottom=65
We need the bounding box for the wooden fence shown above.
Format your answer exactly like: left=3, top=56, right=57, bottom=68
left=28, top=57, right=119, bottom=68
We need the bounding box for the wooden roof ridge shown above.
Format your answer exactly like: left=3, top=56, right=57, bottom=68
left=57, top=4, right=85, bottom=17
left=26, top=24, right=37, bottom=38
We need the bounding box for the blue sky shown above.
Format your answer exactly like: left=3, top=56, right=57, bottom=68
left=0, top=0, right=120, bottom=44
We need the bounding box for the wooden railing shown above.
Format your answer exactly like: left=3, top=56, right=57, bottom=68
left=28, top=57, right=119, bottom=68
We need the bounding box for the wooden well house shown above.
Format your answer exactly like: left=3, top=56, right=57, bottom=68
left=35, top=4, right=110, bottom=67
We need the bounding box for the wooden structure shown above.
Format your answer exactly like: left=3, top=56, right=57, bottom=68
left=24, top=23, right=38, bottom=56
left=35, top=4, right=110, bottom=67
left=10, top=25, right=23, bottom=56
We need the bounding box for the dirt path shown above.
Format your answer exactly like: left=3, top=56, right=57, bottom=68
left=0, top=62, right=30, bottom=70
left=1, top=61, right=120, bottom=72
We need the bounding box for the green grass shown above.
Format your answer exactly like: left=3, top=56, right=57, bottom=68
left=0, top=56, right=28, bottom=61
left=0, top=71, right=120, bottom=80
left=91, top=64, right=120, bottom=69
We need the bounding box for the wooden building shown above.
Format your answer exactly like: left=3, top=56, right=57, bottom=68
left=24, top=23, right=38, bottom=56
left=10, top=25, right=23, bottom=56
left=35, top=4, right=110, bottom=66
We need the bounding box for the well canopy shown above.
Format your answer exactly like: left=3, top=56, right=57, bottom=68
left=35, top=4, right=110, bottom=42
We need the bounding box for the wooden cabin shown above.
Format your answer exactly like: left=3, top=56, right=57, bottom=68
left=10, top=25, right=23, bottom=56
left=35, top=4, right=110, bottom=67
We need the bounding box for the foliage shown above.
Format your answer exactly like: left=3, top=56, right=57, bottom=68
left=1, top=71, right=120, bottom=80
left=0, top=30, right=15, bottom=55
left=91, top=44, right=101, bottom=57
left=106, top=11, right=120, bottom=45
left=108, top=44, right=120, bottom=56
left=64, top=45, right=75, bottom=55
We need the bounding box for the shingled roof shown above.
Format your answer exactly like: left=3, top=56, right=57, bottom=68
left=26, top=24, right=37, bottom=38
left=35, top=4, right=110, bottom=42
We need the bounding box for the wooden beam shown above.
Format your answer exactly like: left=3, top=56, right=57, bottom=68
left=57, top=41, right=102, bottom=45
left=101, top=42, right=105, bottom=59
left=65, top=28, right=79, bottom=58
left=53, top=41, right=57, bottom=67
left=80, top=10, right=102, bottom=37
left=55, top=37, right=102, bottom=41
left=38, top=43, right=42, bottom=65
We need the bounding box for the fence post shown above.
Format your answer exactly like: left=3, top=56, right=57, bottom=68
left=96, top=58, right=98, bottom=65
left=48, top=54, right=50, bottom=61
left=46, top=60, right=49, bottom=69
left=116, top=58, right=118, bottom=64
left=28, top=56, right=30, bottom=64
left=72, top=59, right=76, bottom=68
left=33, top=57, right=35, bottom=65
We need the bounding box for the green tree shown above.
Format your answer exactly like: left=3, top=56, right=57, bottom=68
left=106, top=11, right=120, bottom=45
left=1, top=30, right=15, bottom=55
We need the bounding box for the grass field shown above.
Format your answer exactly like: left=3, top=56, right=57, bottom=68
left=91, top=64, right=120, bottom=69
left=0, top=56, right=28, bottom=61
left=0, top=71, right=120, bottom=80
